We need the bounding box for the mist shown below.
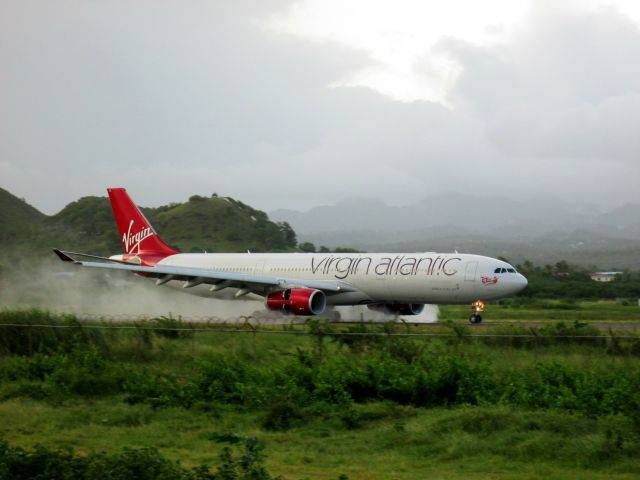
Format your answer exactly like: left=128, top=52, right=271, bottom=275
left=0, top=259, right=439, bottom=323
left=0, top=259, right=260, bottom=321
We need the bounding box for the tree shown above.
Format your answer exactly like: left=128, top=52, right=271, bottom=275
left=334, top=247, right=360, bottom=253
left=277, top=222, right=297, bottom=248
left=521, top=260, right=534, bottom=272
left=299, top=242, right=316, bottom=253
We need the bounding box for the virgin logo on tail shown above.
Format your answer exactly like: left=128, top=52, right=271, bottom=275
left=122, top=219, right=154, bottom=254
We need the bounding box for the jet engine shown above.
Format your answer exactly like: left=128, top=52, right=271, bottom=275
left=367, top=303, right=425, bottom=315
left=266, top=288, right=326, bottom=315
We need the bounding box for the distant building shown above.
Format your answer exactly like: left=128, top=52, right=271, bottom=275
left=590, top=272, right=622, bottom=282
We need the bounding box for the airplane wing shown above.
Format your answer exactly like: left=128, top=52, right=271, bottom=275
left=53, top=249, right=356, bottom=295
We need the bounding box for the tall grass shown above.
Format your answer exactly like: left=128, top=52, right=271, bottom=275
left=0, top=309, right=107, bottom=356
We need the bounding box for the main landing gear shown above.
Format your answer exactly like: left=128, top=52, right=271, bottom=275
left=469, top=300, right=485, bottom=324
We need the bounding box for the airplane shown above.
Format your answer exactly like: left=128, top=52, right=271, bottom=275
left=53, top=188, right=528, bottom=323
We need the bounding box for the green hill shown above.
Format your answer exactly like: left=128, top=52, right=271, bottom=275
left=146, top=195, right=297, bottom=253
left=0, top=189, right=298, bottom=260
left=47, top=196, right=122, bottom=255
left=0, top=188, right=47, bottom=249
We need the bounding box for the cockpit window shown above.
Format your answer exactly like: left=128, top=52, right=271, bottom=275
left=494, top=268, right=501, bottom=273
left=495, top=267, right=518, bottom=273
left=507, top=268, right=516, bottom=273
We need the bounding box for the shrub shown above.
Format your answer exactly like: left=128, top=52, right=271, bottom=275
left=0, top=439, right=283, bottom=480
left=46, top=346, right=124, bottom=396
left=0, top=346, right=127, bottom=401
left=261, top=396, right=304, bottom=431
left=0, top=443, right=183, bottom=480
left=0, top=309, right=106, bottom=356
left=151, top=315, right=194, bottom=340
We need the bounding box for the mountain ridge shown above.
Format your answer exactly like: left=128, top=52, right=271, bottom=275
left=0, top=188, right=297, bottom=260
left=270, top=194, right=640, bottom=269
left=2, top=187, right=638, bottom=269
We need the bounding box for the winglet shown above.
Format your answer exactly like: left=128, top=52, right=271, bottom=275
left=53, top=249, right=76, bottom=263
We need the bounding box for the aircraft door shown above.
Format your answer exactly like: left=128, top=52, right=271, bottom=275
left=465, top=261, right=478, bottom=282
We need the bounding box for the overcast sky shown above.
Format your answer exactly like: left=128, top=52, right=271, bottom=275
left=1, top=0, right=639, bottom=214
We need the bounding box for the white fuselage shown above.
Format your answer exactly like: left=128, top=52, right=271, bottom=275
left=152, top=252, right=527, bottom=305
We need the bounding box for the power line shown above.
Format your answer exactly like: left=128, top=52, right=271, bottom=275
left=0, top=323, right=637, bottom=339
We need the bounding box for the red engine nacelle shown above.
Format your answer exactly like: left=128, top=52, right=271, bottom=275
left=367, top=303, right=425, bottom=315
left=266, top=288, right=326, bottom=316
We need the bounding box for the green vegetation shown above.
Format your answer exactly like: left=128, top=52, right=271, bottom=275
left=0, top=188, right=366, bottom=271
left=299, top=242, right=361, bottom=254
left=0, top=436, right=283, bottom=480
left=0, top=188, right=298, bottom=262
left=0, top=309, right=639, bottom=479
left=515, top=260, right=640, bottom=300
left=440, top=299, right=640, bottom=322
left=47, top=195, right=123, bottom=256
left=0, top=189, right=46, bottom=249
left=146, top=195, right=296, bottom=253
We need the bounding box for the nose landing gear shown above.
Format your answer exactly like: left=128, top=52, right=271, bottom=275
left=469, top=300, right=484, bottom=324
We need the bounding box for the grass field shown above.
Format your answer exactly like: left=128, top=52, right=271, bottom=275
left=2, top=399, right=638, bottom=480
left=0, top=308, right=639, bottom=479
left=439, top=300, right=640, bottom=323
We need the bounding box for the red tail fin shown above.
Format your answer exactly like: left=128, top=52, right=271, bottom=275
left=107, top=188, right=178, bottom=260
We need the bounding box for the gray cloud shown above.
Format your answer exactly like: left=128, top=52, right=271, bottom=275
left=443, top=6, right=640, bottom=164
left=1, top=1, right=639, bottom=215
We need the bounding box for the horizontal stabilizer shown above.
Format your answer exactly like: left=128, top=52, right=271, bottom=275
left=53, top=249, right=76, bottom=263
left=52, top=250, right=138, bottom=266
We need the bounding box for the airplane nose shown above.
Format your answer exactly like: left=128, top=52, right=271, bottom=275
left=516, top=273, right=528, bottom=291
